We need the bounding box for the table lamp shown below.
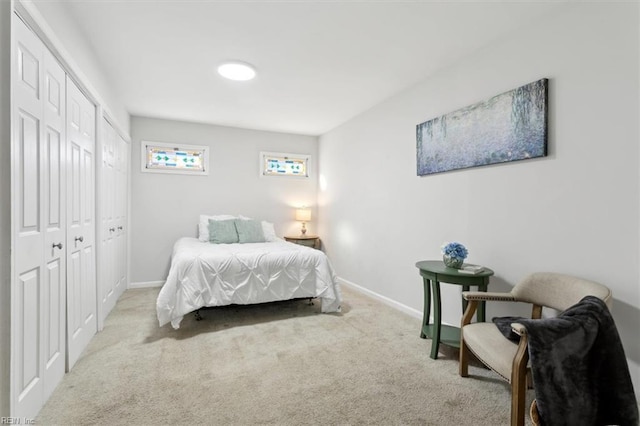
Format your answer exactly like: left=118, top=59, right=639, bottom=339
left=295, top=208, right=311, bottom=235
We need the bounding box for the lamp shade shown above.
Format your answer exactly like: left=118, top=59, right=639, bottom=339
left=295, top=208, right=311, bottom=222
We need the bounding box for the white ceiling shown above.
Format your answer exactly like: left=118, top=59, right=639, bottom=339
left=61, top=0, right=566, bottom=136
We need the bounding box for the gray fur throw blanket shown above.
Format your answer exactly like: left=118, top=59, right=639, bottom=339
left=493, top=296, right=638, bottom=426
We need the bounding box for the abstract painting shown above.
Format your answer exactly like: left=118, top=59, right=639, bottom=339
left=416, top=78, right=548, bottom=176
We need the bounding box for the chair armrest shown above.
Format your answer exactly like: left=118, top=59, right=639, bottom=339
left=461, top=299, right=479, bottom=327
left=461, top=292, right=517, bottom=328
left=511, top=322, right=528, bottom=336
left=462, top=291, right=516, bottom=302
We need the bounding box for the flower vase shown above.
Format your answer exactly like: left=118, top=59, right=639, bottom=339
left=443, top=254, right=464, bottom=269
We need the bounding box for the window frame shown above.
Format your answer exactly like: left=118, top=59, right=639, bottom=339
left=141, top=140, right=210, bottom=176
left=260, top=151, right=310, bottom=178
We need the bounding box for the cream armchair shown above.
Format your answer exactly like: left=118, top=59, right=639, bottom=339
left=458, top=272, right=612, bottom=426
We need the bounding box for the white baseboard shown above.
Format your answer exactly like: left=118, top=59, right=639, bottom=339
left=129, top=280, right=164, bottom=289
left=337, top=276, right=423, bottom=320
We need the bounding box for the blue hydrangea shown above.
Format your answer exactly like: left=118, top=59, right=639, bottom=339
left=441, top=242, right=468, bottom=260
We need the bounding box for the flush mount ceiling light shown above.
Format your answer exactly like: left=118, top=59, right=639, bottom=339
left=217, top=61, right=256, bottom=81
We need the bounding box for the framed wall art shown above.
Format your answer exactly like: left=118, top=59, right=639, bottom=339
left=417, top=78, right=548, bottom=176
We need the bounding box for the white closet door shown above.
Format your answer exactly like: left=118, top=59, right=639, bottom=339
left=97, top=121, right=129, bottom=327
left=98, top=118, right=117, bottom=324
left=41, top=47, right=67, bottom=401
left=115, top=135, right=129, bottom=297
left=12, top=14, right=45, bottom=418
left=11, top=14, right=66, bottom=418
left=66, top=76, right=97, bottom=370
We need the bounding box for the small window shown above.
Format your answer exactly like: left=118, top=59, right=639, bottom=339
left=260, top=152, right=310, bottom=178
left=141, top=141, right=209, bottom=175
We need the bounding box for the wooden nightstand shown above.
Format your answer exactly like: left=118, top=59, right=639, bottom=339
left=284, top=235, right=321, bottom=250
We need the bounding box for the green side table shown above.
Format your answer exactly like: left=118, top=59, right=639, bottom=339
left=415, top=260, right=494, bottom=360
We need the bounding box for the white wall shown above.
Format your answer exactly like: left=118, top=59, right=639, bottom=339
left=319, top=3, right=640, bottom=394
left=0, top=1, right=12, bottom=417
left=130, top=116, right=318, bottom=284
left=26, top=0, right=129, bottom=135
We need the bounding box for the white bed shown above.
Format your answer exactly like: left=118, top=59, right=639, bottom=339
left=157, top=237, right=342, bottom=329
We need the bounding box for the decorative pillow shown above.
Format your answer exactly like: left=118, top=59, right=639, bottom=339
left=208, top=219, right=239, bottom=244
left=199, top=214, right=236, bottom=241
left=261, top=221, right=278, bottom=242
left=199, top=214, right=251, bottom=241
left=235, top=219, right=266, bottom=243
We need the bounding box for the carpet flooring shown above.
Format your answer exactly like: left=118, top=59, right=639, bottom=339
left=37, top=285, right=533, bottom=425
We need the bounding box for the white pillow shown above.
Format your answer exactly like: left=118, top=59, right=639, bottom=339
left=198, top=214, right=236, bottom=241
left=261, top=221, right=278, bottom=242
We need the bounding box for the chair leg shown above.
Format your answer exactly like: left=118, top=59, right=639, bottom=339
left=510, top=337, right=529, bottom=426
left=459, top=301, right=477, bottom=378
left=511, top=374, right=526, bottom=426
left=530, top=399, right=540, bottom=426
left=459, top=340, right=469, bottom=377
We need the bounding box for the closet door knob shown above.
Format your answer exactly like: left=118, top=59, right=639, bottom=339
left=75, top=236, right=84, bottom=243
left=52, top=242, right=63, bottom=250
left=117, top=226, right=123, bottom=230
left=109, top=227, right=115, bottom=232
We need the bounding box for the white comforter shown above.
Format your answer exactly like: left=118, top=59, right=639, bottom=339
left=157, top=237, right=342, bottom=328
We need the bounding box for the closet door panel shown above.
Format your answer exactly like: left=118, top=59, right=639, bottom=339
left=15, top=110, right=41, bottom=399
left=44, top=259, right=62, bottom=362
left=16, top=268, right=40, bottom=401
left=97, top=120, right=130, bottom=324
left=81, top=136, right=97, bottom=329
left=15, top=37, right=40, bottom=112
left=42, top=49, right=66, bottom=399
left=17, top=112, right=40, bottom=235
left=65, top=77, right=97, bottom=370
left=69, top=141, right=81, bottom=225
left=67, top=139, right=82, bottom=342
left=12, top=15, right=45, bottom=417
left=44, top=129, right=60, bottom=226
left=98, top=119, right=117, bottom=322
left=67, top=250, right=81, bottom=337
left=116, top=136, right=128, bottom=297
left=81, top=245, right=96, bottom=324
left=18, top=48, right=38, bottom=95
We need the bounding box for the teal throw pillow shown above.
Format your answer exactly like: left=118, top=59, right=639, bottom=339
left=235, top=219, right=266, bottom=243
left=208, top=219, right=239, bottom=244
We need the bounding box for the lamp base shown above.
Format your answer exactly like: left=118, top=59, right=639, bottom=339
left=300, top=222, right=307, bottom=235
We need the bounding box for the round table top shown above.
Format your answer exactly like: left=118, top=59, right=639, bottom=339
left=415, top=260, right=494, bottom=277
